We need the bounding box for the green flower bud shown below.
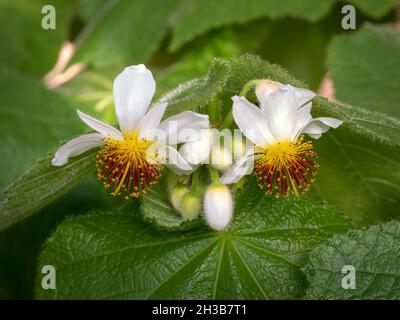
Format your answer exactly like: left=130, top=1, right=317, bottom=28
left=170, top=184, right=189, bottom=211
left=180, top=192, right=201, bottom=221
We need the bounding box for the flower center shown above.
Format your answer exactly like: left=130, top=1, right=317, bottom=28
left=254, top=136, right=318, bottom=197
left=96, top=132, right=162, bottom=199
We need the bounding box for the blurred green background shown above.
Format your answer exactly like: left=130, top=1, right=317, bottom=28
left=0, top=0, right=398, bottom=299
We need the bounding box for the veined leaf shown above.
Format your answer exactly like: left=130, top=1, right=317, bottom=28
left=160, top=58, right=230, bottom=118
left=0, top=69, right=84, bottom=188
left=348, top=0, right=397, bottom=18
left=309, top=127, right=400, bottom=226
left=73, top=0, right=180, bottom=69
left=328, top=24, right=400, bottom=119
left=0, top=0, right=72, bottom=76
left=0, top=150, right=96, bottom=231
left=170, top=0, right=336, bottom=50
left=305, top=221, right=400, bottom=299
left=35, top=178, right=351, bottom=299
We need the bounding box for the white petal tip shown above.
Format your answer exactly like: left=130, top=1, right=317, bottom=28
left=51, top=157, right=66, bottom=166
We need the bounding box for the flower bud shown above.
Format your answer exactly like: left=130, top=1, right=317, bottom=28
left=170, top=184, right=189, bottom=211
left=204, top=184, right=233, bottom=231
left=180, top=192, right=201, bottom=220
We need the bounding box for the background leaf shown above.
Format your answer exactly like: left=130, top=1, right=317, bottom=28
left=0, top=176, right=120, bottom=299
left=35, top=178, right=351, bottom=299
left=0, top=69, right=84, bottom=188
left=73, top=0, right=180, bottom=70
left=348, top=0, right=397, bottom=18
left=0, top=0, right=73, bottom=76
left=328, top=24, right=400, bottom=118
left=305, top=220, right=400, bottom=299
left=309, top=127, right=400, bottom=226
left=170, top=0, right=337, bottom=50
left=0, top=150, right=96, bottom=231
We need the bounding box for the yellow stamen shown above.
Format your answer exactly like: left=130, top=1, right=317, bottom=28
left=254, top=136, right=318, bottom=197
left=96, top=132, right=162, bottom=198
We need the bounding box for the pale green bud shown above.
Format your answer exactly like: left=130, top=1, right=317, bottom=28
left=180, top=192, right=201, bottom=221
left=170, top=184, right=189, bottom=211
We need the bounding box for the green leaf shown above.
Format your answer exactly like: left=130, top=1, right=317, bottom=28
left=160, top=58, right=230, bottom=118
left=348, top=0, right=397, bottom=18
left=0, top=69, right=84, bottom=188
left=170, top=0, right=336, bottom=50
left=35, top=178, right=351, bottom=299
left=309, top=127, right=400, bottom=226
left=0, top=150, right=96, bottom=231
left=305, top=221, right=400, bottom=299
left=0, top=176, right=119, bottom=299
left=155, top=29, right=240, bottom=99
left=313, top=97, right=400, bottom=147
left=328, top=24, right=400, bottom=119
left=0, top=0, right=72, bottom=76
left=73, top=0, right=179, bottom=69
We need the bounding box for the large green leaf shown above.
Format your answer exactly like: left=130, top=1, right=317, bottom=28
left=160, top=57, right=230, bottom=118
left=309, top=127, right=400, bottom=225
left=35, top=178, right=351, bottom=299
left=0, top=69, right=84, bottom=188
left=305, top=221, right=400, bottom=299
left=349, top=0, right=397, bottom=18
left=0, top=150, right=96, bottom=231
left=170, top=0, right=336, bottom=50
left=73, top=0, right=180, bottom=69
left=328, top=24, right=400, bottom=119
left=0, top=0, right=72, bottom=76
left=0, top=176, right=119, bottom=299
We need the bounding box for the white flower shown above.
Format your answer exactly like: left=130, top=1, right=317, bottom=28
left=221, top=81, right=343, bottom=196
left=203, top=184, right=233, bottom=231
left=52, top=64, right=209, bottom=198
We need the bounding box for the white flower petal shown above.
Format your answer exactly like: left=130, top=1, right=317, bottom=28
left=261, top=85, right=299, bottom=142
left=220, top=147, right=254, bottom=185
left=138, top=102, right=168, bottom=140
left=290, top=103, right=312, bottom=141
left=179, top=129, right=212, bottom=165
left=77, top=110, right=123, bottom=140
left=288, top=85, right=316, bottom=106
left=158, top=111, right=209, bottom=144
left=113, top=64, right=156, bottom=132
left=158, top=146, right=194, bottom=174
left=300, top=117, right=343, bottom=138
left=232, top=96, right=275, bottom=146
left=52, top=133, right=104, bottom=166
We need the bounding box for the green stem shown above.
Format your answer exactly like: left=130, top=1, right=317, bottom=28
left=191, top=170, right=200, bottom=192
left=220, top=79, right=262, bottom=129
left=210, top=168, right=220, bottom=184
